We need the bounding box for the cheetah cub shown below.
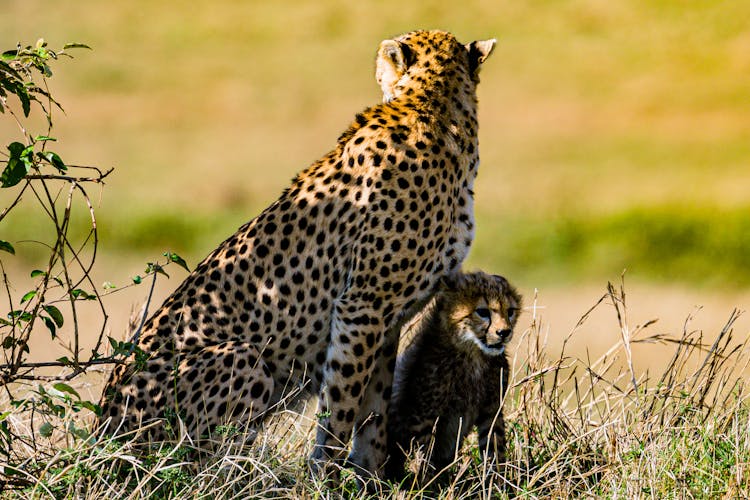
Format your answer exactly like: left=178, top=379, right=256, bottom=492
left=386, top=271, right=521, bottom=481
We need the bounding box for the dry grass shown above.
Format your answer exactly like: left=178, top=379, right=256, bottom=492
left=2, top=279, right=749, bottom=498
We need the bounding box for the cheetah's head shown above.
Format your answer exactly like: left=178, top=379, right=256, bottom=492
left=376, top=30, right=496, bottom=103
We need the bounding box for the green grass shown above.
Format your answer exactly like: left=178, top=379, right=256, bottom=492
left=471, top=204, right=750, bottom=288
left=7, top=202, right=749, bottom=289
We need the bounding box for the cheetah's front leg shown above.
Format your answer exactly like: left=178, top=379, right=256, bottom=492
left=347, top=293, right=435, bottom=477
left=309, top=292, right=389, bottom=476
left=345, top=328, right=398, bottom=477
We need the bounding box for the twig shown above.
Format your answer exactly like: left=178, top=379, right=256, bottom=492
left=25, top=168, right=113, bottom=183
left=0, top=357, right=123, bottom=373
left=0, top=181, right=31, bottom=223
left=129, top=270, right=159, bottom=350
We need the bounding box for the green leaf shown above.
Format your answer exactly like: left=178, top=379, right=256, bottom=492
left=34, top=135, right=56, bottom=142
left=41, top=151, right=66, bottom=172
left=72, top=427, right=90, bottom=440
left=70, top=289, right=95, bottom=300
left=42, top=316, right=56, bottom=339
left=56, top=356, right=72, bottom=365
left=165, top=252, right=190, bottom=272
left=30, top=269, right=46, bottom=278
left=45, top=385, right=64, bottom=399
left=21, top=145, right=35, bottom=168
left=0, top=240, right=15, bottom=255
left=39, top=422, right=53, bottom=438
left=1, top=142, right=30, bottom=187
left=1, top=50, right=18, bottom=60
left=132, top=275, right=142, bottom=285
left=0, top=80, right=31, bottom=117
left=2, top=336, right=13, bottom=349
left=63, top=43, right=92, bottom=50
left=8, top=310, right=32, bottom=322
left=53, top=383, right=80, bottom=399
left=20, top=93, right=30, bottom=116
left=79, top=401, right=101, bottom=416
left=75, top=400, right=100, bottom=413
left=42, top=305, right=64, bottom=327
left=20, top=290, right=36, bottom=303
left=102, top=281, right=116, bottom=290
left=14, top=86, right=31, bottom=117
left=146, top=262, right=169, bottom=278
left=0, top=59, right=22, bottom=78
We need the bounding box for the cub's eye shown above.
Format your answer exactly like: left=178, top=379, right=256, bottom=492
left=507, top=308, right=518, bottom=320
left=475, top=307, right=491, bottom=320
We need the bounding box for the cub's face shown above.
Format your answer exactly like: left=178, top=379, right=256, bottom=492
left=456, top=294, right=520, bottom=356
left=443, top=274, right=522, bottom=357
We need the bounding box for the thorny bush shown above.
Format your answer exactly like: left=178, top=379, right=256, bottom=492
left=0, top=39, right=188, bottom=491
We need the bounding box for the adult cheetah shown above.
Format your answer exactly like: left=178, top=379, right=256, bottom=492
left=99, top=30, right=496, bottom=477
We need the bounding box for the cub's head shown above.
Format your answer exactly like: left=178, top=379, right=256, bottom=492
left=439, top=272, right=522, bottom=357
left=375, top=30, right=496, bottom=103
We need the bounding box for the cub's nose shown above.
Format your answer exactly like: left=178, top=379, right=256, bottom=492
left=498, top=329, right=512, bottom=342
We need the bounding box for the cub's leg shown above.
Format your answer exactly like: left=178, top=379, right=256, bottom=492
left=476, top=404, right=506, bottom=462
left=385, top=417, right=438, bottom=481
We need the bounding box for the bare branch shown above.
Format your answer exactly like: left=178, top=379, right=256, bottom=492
left=24, top=167, right=113, bottom=183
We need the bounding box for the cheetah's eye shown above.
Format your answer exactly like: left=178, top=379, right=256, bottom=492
left=475, top=307, right=491, bottom=320
left=507, top=308, right=518, bottom=321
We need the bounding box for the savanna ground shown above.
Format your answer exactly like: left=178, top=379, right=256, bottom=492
left=2, top=1, right=750, bottom=497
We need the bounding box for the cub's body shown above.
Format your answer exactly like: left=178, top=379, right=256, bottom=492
left=387, top=272, right=521, bottom=479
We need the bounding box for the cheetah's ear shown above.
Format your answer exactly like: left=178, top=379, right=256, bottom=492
left=376, top=40, right=412, bottom=103
left=465, top=39, right=496, bottom=74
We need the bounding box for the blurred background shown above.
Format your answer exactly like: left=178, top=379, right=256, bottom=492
left=2, top=0, right=749, bottom=380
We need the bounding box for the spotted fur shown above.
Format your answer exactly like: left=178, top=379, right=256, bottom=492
left=98, top=30, right=495, bottom=476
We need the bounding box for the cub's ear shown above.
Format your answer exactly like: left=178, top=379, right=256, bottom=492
left=465, top=38, right=496, bottom=74
left=376, top=40, right=412, bottom=102
left=438, top=271, right=463, bottom=292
